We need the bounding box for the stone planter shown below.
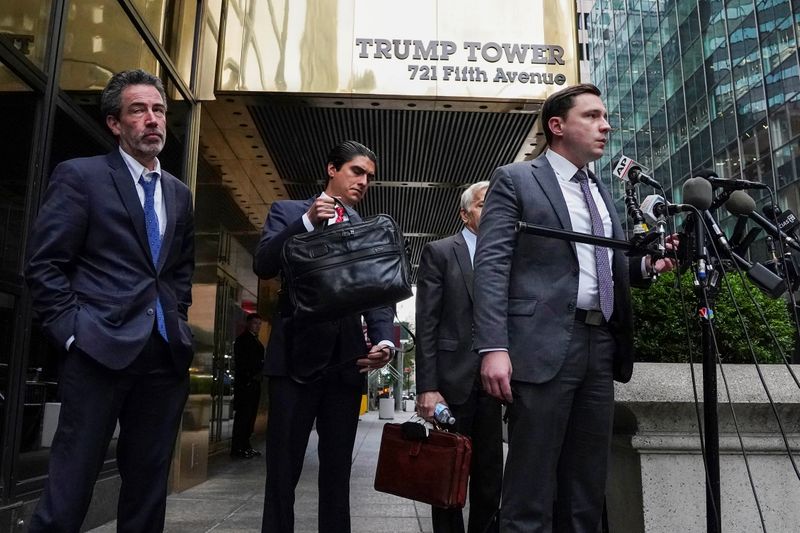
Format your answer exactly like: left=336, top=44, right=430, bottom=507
left=608, top=362, right=800, bottom=532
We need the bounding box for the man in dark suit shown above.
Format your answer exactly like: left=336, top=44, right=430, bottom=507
left=231, top=313, right=265, bottom=458
left=474, top=84, right=675, bottom=532
left=24, top=69, right=195, bottom=532
left=416, top=181, right=503, bottom=533
left=253, top=140, right=395, bottom=533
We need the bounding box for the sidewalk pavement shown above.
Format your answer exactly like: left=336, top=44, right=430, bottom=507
left=89, top=409, right=446, bottom=533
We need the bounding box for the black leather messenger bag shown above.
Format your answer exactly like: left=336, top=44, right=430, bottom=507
left=280, top=206, right=413, bottom=322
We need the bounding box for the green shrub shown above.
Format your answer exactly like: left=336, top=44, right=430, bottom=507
left=631, top=270, right=795, bottom=364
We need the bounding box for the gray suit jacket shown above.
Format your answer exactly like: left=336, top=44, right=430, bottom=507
left=415, top=232, right=479, bottom=405
left=473, top=154, right=643, bottom=384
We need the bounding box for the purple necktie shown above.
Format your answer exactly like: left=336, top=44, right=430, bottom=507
left=574, top=169, right=614, bottom=321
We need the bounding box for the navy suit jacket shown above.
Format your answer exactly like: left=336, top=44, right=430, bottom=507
left=415, top=232, right=480, bottom=405
left=474, top=154, right=646, bottom=384
left=25, top=150, right=195, bottom=372
left=253, top=197, right=394, bottom=383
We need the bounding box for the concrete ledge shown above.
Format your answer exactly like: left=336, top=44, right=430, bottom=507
left=608, top=363, right=800, bottom=533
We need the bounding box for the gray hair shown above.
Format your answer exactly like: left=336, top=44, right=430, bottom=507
left=460, top=181, right=490, bottom=211
left=100, top=69, right=167, bottom=119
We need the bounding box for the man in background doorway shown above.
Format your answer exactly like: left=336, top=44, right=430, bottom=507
left=231, top=312, right=265, bottom=458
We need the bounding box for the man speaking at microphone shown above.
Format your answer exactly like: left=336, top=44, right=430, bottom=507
left=473, top=83, right=676, bottom=532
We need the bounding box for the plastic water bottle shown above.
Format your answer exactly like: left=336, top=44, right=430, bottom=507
left=434, top=403, right=456, bottom=425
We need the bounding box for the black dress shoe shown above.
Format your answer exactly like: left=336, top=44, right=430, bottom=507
left=230, top=448, right=255, bottom=459
left=246, top=448, right=262, bottom=457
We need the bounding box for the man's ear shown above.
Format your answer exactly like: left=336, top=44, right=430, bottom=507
left=327, top=162, right=336, bottom=179
left=106, top=115, right=120, bottom=136
left=548, top=116, right=563, bottom=137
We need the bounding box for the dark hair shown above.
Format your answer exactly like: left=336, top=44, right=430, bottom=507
left=245, top=313, right=262, bottom=322
left=326, top=140, right=377, bottom=173
left=540, top=83, right=602, bottom=146
left=100, top=69, right=167, bottom=119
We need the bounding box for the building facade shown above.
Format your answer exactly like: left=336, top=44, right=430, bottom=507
left=0, top=0, right=584, bottom=527
left=588, top=0, right=800, bottom=241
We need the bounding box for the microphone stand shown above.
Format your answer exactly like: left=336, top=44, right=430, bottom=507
left=515, top=222, right=662, bottom=256
left=689, top=210, right=722, bottom=533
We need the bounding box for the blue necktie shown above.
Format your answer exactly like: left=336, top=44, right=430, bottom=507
left=574, top=169, right=614, bottom=321
left=139, top=173, right=168, bottom=340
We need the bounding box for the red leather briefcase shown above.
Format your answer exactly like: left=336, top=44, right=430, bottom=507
left=374, top=422, right=472, bottom=509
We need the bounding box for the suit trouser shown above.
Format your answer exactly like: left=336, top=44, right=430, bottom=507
left=232, top=379, right=261, bottom=452
left=29, top=332, right=189, bottom=533
left=500, top=321, right=615, bottom=533
left=432, top=385, right=503, bottom=533
left=262, top=373, right=362, bottom=533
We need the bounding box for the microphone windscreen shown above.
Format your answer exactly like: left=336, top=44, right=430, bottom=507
left=693, top=169, right=719, bottom=180
left=725, top=190, right=756, bottom=216
left=682, top=177, right=713, bottom=210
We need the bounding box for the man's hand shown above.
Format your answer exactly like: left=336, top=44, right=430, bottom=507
left=305, top=196, right=338, bottom=226
left=481, top=350, right=513, bottom=403
left=646, top=233, right=680, bottom=273
left=416, top=391, right=446, bottom=421
left=356, top=343, right=393, bottom=373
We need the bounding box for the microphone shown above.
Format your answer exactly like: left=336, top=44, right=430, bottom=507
left=694, top=168, right=769, bottom=191
left=681, top=177, right=713, bottom=280
left=725, top=191, right=800, bottom=253
left=762, top=204, right=800, bottom=237
left=612, top=155, right=662, bottom=189
left=640, top=194, right=693, bottom=225
left=682, top=177, right=713, bottom=210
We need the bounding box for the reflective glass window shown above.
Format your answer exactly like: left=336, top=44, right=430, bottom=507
left=0, top=0, right=53, bottom=70
left=60, top=0, right=160, bottom=90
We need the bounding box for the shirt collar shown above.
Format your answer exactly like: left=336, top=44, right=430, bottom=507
left=545, top=149, right=589, bottom=184
left=461, top=226, right=477, bottom=245
left=119, top=147, right=161, bottom=183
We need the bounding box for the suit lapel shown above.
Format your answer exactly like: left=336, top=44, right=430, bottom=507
left=452, top=232, right=474, bottom=301
left=158, top=173, right=178, bottom=271
left=531, top=155, right=577, bottom=258
left=107, top=152, right=154, bottom=267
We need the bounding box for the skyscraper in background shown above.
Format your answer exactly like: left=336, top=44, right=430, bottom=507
left=587, top=0, right=800, bottom=247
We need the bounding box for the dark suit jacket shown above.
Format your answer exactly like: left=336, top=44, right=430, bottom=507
left=415, top=232, right=480, bottom=405
left=25, top=150, right=195, bottom=372
left=474, top=154, right=646, bottom=384
left=253, top=197, right=393, bottom=383
left=234, top=331, right=264, bottom=384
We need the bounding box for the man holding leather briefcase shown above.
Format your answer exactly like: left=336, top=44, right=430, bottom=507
left=253, top=140, right=395, bottom=533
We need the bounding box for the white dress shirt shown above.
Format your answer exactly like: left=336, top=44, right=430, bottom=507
left=462, top=227, right=477, bottom=265
left=545, top=149, right=614, bottom=312
left=119, top=147, right=166, bottom=236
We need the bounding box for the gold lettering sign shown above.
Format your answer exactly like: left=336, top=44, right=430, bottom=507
left=219, top=0, right=577, bottom=101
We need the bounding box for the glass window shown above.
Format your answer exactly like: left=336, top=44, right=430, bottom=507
left=690, top=126, right=712, bottom=171
left=736, top=83, right=767, bottom=132
left=770, top=105, right=792, bottom=148
left=671, top=144, right=690, bottom=181
left=788, top=97, right=800, bottom=139
left=0, top=75, right=34, bottom=275
left=774, top=137, right=800, bottom=188
left=0, top=290, right=17, bottom=492
left=60, top=0, right=161, bottom=91
left=0, top=0, right=53, bottom=70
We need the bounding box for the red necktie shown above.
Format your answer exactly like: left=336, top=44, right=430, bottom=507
left=334, top=204, right=345, bottom=224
